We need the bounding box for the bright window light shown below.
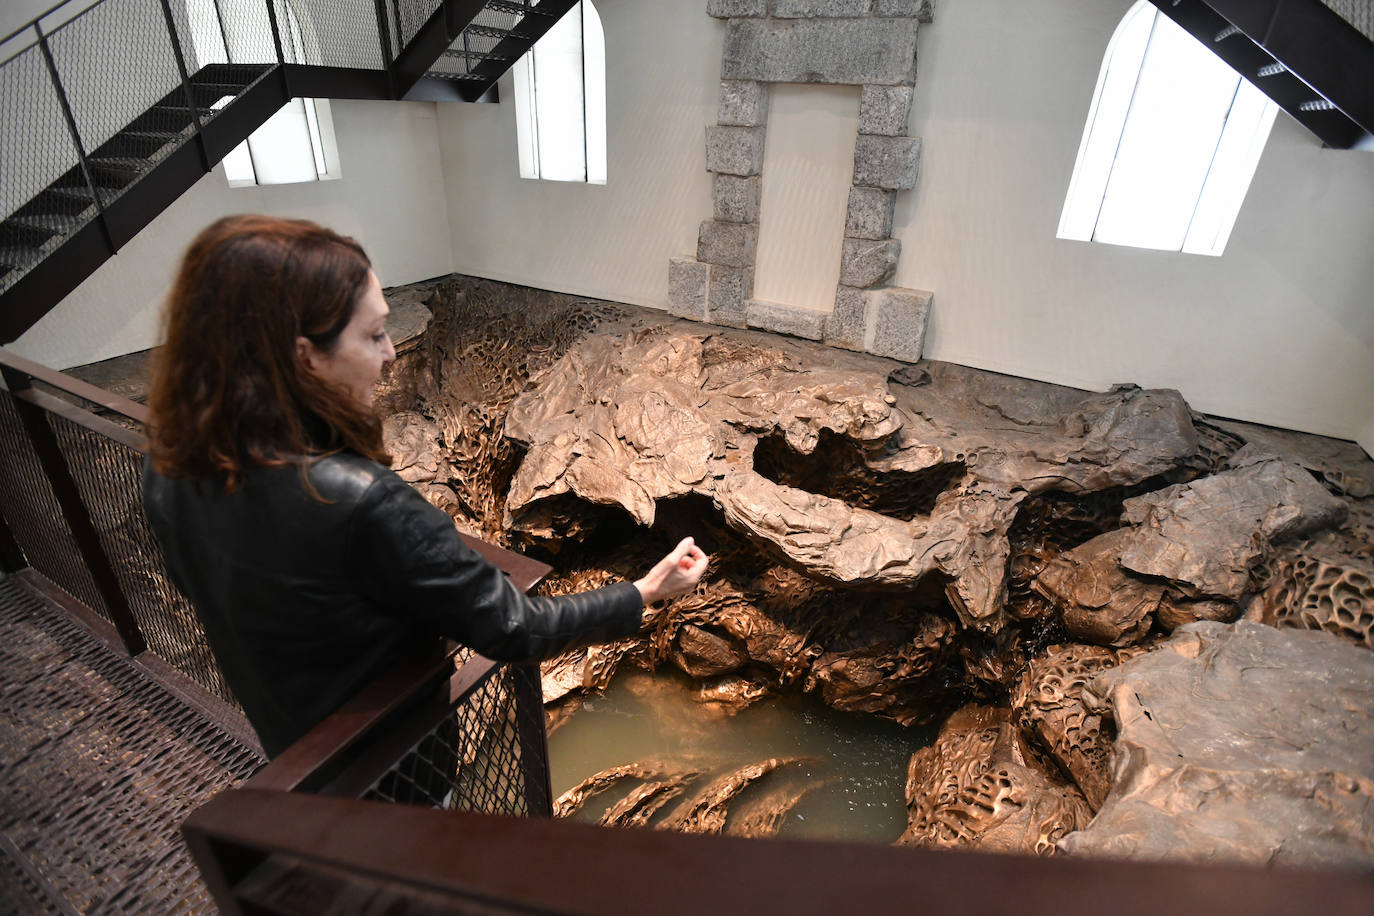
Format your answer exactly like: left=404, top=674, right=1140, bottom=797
left=1058, top=1, right=1278, bottom=256
left=513, top=1, right=607, bottom=184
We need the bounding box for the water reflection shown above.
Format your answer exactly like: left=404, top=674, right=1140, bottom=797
left=548, top=669, right=937, bottom=843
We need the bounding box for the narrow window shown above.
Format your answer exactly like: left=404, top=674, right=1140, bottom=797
left=1058, top=1, right=1278, bottom=256
left=512, top=1, right=607, bottom=184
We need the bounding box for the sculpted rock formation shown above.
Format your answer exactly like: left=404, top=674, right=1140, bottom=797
left=374, top=275, right=1374, bottom=855
left=1011, top=644, right=1145, bottom=810
left=504, top=327, right=1200, bottom=634
left=898, top=705, right=1092, bottom=855
left=1061, top=621, right=1374, bottom=866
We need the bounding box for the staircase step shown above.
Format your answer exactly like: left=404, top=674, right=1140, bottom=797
left=189, top=82, right=245, bottom=107
left=86, top=156, right=153, bottom=187
left=442, top=48, right=511, bottom=62
left=7, top=212, right=83, bottom=241
left=464, top=24, right=534, bottom=41
left=485, top=0, right=560, bottom=17
left=116, top=128, right=185, bottom=156
left=0, top=242, right=42, bottom=274
left=42, top=184, right=117, bottom=208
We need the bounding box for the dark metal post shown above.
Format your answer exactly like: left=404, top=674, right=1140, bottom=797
left=157, top=0, right=210, bottom=170
left=0, top=365, right=146, bottom=656
left=264, top=0, right=290, bottom=98
left=264, top=0, right=286, bottom=65
left=33, top=22, right=114, bottom=251
left=372, top=0, right=395, bottom=96
left=510, top=663, right=553, bottom=817
left=0, top=507, right=27, bottom=574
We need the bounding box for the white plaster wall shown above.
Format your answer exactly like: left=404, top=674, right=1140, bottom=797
left=436, top=0, right=720, bottom=309
left=1359, top=415, right=1374, bottom=460
left=753, top=83, right=858, bottom=313
left=12, top=99, right=454, bottom=369
left=896, top=0, right=1374, bottom=440
left=436, top=0, right=1374, bottom=440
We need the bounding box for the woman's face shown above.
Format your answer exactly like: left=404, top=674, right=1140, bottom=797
left=296, top=271, right=396, bottom=406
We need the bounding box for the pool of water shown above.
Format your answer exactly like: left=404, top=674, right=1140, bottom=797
left=547, top=669, right=937, bottom=844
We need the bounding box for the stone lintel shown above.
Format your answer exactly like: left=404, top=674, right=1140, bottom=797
left=723, top=18, right=919, bottom=86
left=853, top=135, right=921, bottom=189
left=714, top=174, right=762, bottom=223
left=859, top=84, right=914, bottom=136
left=698, top=220, right=759, bottom=269
left=718, top=80, right=770, bottom=127
left=706, top=125, right=766, bottom=177
left=667, top=257, right=711, bottom=320
left=869, top=287, right=931, bottom=361
left=747, top=300, right=827, bottom=341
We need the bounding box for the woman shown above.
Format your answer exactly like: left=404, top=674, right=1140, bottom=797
left=142, top=214, right=707, bottom=758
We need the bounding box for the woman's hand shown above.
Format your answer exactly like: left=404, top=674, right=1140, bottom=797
left=634, top=536, right=709, bottom=606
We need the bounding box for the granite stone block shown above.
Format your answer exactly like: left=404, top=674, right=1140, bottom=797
left=845, top=187, right=896, bottom=240
left=714, top=175, right=762, bottom=223
left=668, top=257, right=710, bottom=320
left=708, top=265, right=752, bottom=328
left=718, top=80, right=770, bottom=127
left=853, top=135, right=921, bottom=189
left=874, top=0, right=935, bottom=22
left=705, top=125, right=766, bottom=177
left=697, top=220, right=759, bottom=268
left=723, top=18, right=919, bottom=86
left=859, top=84, right=914, bottom=136
left=870, top=287, right=931, bottom=361
left=840, top=237, right=901, bottom=288
left=770, top=0, right=872, bottom=17
left=708, top=0, right=767, bottom=18
left=824, top=285, right=868, bottom=351
left=747, top=301, right=827, bottom=340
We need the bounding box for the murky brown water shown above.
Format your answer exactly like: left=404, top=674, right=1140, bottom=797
left=548, top=670, right=937, bottom=843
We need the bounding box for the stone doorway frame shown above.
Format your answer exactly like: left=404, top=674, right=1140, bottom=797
left=668, top=0, right=935, bottom=362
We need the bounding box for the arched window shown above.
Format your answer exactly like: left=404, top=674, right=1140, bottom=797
left=512, top=1, right=607, bottom=184
left=1057, top=1, right=1278, bottom=256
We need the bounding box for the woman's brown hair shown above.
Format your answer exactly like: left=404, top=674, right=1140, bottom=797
left=147, top=214, right=390, bottom=488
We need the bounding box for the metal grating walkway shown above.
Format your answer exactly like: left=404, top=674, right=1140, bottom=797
left=0, top=574, right=264, bottom=913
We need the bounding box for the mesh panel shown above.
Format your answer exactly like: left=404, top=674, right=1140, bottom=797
left=288, top=0, right=387, bottom=69
left=47, top=414, right=239, bottom=708
left=0, top=42, right=91, bottom=292
left=0, top=576, right=264, bottom=913
left=0, top=390, right=110, bottom=620
left=365, top=663, right=546, bottom=816
left=0, top=844, right=61, bottom=916
left=45, top=0, right=184, bottom=179
left=392, top=0, right=444, bottom=48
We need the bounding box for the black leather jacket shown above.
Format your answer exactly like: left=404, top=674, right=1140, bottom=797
left=142, top=452, right=642, bottom=757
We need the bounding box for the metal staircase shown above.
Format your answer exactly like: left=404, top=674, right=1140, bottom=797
left=0, top=0, right=579, bottom=344
left=1150, top=0, right=1374, bottom=150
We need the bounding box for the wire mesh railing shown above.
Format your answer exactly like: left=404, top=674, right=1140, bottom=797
left=0, top=344, right=557, bottom=845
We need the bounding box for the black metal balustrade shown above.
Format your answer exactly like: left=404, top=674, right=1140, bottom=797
left=0, top=0, right=577, bottom=344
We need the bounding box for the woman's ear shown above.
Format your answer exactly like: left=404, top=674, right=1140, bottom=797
left=295, top=336, right=318, bottom=374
